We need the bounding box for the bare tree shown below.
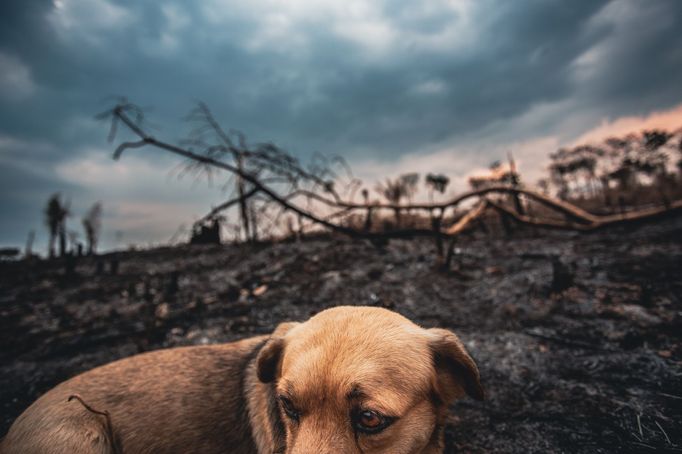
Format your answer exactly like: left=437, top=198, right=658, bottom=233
left=536, top=178, right=550, bottom=195
left=425, top=173, right=449, bottom=256
left=67, top=230, right=80, bottom=255
left=375, top=173, right=420, bottom=227
left=602, top=135, right=639, bottom=193
left=178, top=103, right=351, bottom=242
left=44, top=193, right=69, bottom=258
left=24, top=230, right=35, bottom=259
left=82, top=202, right=103, bottom=255
left=549, top=159, right=570, bottom=200
left=400, top=173, right=420, bottom=203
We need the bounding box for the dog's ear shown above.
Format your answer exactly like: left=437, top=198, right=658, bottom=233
left=428, top=328, right=484, bottom=402
left=256, top=322, right=299, bottom=383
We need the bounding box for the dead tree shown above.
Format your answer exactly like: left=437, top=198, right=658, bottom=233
left=24, top=230, right=35, bottom=259
left=425, top=173, right=449, bottom=255
left=82, top=202, right=103, bottom=255
left=375, top=174, right=419, bottom=228
left=44, top=193, right=69, bottom=258
left=185, top=104, right=255, bottom=242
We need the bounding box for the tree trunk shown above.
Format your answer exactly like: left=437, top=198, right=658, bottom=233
left=249, top=203, right=258, bottom=243
left=442, top=236, right=458, bottom=270
left=25, top=230, right=35, bottom=259
left=48, top=233, right=55, bottom=259
left=363, top=207, right=373, bottom=232
left=58, top=224, right=67, bottom=257
left=431, top=209, right=444, bottom=257
left=236, top=154, right=251, bottom=243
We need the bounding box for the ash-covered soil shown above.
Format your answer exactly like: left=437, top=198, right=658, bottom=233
left=1, top=218, right=681, bottom=453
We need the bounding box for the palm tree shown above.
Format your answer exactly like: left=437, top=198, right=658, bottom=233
left=425, top=173, right=450, bottom=202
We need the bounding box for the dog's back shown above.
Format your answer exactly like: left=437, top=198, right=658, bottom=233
left=0, top=336, right=266, bottom=454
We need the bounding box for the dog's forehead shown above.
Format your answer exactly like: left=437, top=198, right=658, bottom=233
left=279, top=307, right=434, bottom=409
left=286, top=306, right=430, bottom=358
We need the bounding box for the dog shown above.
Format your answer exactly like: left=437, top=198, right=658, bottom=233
left=0, top=306, right=483, bottom=453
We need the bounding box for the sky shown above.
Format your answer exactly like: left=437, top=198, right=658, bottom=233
left=1, top=0, right=682, bottom=252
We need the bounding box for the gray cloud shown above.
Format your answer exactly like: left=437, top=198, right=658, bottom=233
left=1, top=0, right=681, bottom=250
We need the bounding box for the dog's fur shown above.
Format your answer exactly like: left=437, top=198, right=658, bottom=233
left=1, top=306, right=483, bottom=454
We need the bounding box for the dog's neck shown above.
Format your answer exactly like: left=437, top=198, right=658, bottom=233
left=244, top=343, right=286, bottom=454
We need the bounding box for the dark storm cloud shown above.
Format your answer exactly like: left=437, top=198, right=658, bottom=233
left=573, top=1, right=682, bottom=112
left=1, top=0, right=682, bottom=249
left=0, top=0, right=609, bottom=151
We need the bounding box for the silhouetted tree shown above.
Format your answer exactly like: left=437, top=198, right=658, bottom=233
left=361, top=188, right=369, bottom=205
left=643, top=129, right=673, bottom=151
left=400, top=173, right=420, bottom=204
left=605, top=135, right=643, bottom=192
left=82, top=202, right=103, bottom=255
left=24, top=230, right=35, bottom=259
left=44, top=193, right=69, bottom=258
left=425, top=173, right=449, bottom=255
left=570, top=145, right=603, bottom=196
left=677, top=135, right=682, bottom=174
left=182, top=103, right=348, bottom=243
left=549, top=161, right=570, bottom=200
left=425, top=173, right=450, bottom=202
left=639, top=130, right=671, bottom=176
left=375, top=173, right=419, bottom=227
left=536, top=178, right=550, bottom=195
left=67, top=230, right=80, bottom=255
left=548, top=146, right=602, bottom=199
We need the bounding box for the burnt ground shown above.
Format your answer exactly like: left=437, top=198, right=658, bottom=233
left=1, top=216, right=681, bottom=453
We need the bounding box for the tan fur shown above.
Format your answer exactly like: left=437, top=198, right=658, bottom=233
left=1, top=306, right=482, bottom=454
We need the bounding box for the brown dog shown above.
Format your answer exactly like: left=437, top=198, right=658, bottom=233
left=0, top=306, right=483, bottom=453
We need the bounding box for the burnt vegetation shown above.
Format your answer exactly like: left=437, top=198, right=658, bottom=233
left=94, top=101, right=682, bottom=248
left=1, top=101, right=681, bottom=452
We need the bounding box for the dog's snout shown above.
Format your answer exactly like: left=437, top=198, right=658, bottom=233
left=288, top=443, right=341, bottom=454
left=287, top=418, right=357, bottom=454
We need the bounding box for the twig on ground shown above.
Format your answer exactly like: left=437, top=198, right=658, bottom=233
left=68, top=394, right=122, bottom=454
left=656, top=420, right=672, bottom=445
left=522, top=329, right=618, bottom=352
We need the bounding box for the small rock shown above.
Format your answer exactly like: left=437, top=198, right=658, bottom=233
left=485, top=266, right=503, bottom=275
left=367, top=267, right=383, bottom=280
left=253, top=284, right=268, bottom=297
left=155, top=303, right=169, bottom=319
left=551, top=257, right=573, bottom=294
left=319, top=271, right=342, bottom=296
left=620, top=330, right=644, bottom=349
left=204, top=295, right=218, bottom=305
left=614, top=304, right=662, bottom=327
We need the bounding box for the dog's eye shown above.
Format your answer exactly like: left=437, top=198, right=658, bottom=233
left=359, top=411, right=382, bottom=428
left=279, top=396, right=300, bottom=421
left=352, top=409, right=394, bottom=434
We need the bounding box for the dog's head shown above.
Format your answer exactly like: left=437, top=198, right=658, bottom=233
left=256, top=306, right=483, bottom=454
